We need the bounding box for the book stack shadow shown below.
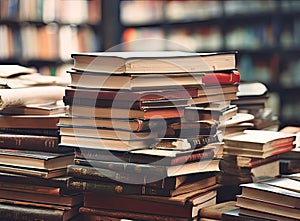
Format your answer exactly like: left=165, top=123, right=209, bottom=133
left=0, top=65, right=81, bottom=221
left=58, top=50, right=240, bottom=220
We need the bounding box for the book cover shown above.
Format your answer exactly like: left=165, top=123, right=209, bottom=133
left=0, top=203, right=79, bottom=221
left=0, top=133, right=71, bottom=153
left=67, top=104, right=184, bottom=119
left=223, top=130, right=296, bottom=151
left=79, top=207, right=191, bottom=221
left=83, top=189, right=217, bottom=218
left=199, top=201, right=237, bottom=220
left=71, top=51, right=237, bottom=74
left=69, top=70, right=205, bottom=90
left=0, top=149, right=74, bottom=170
left=240, top=182, right=300, bottom=209
left=236, top=196, right=300, bottom=220
left=58, top=115, right=169, bottom=132
left=201, top=70, right=240, bottom=85
left=0, top=172, right=71, bottom=188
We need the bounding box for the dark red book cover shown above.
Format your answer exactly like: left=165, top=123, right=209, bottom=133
left=202, top=71, right=240, bottom=85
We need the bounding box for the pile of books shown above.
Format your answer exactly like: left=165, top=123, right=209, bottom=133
left=236, top=176, right=300, bottom=221
left=232, top=81, right=279, bottom=131
left=0, top=65, right=81, bottom=220
left=58, top=50, right=239, bottom=220
left=217, top=129, right=296, bottom=202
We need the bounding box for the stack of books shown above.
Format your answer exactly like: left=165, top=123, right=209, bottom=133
left=217, top=130, right=296, bottom=202
left=58, top=50, right=239, bottom=220
left=232, top=82, right=279, bottom=131
left=236, top=176, right=300, bottom=221
left=0, top=65, right=82, bottom=220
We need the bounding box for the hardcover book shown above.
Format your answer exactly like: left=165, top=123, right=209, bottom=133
left=59, top=116, right=170, bottom=132
left=0, top=149, right=74, bottom=170
left=0, top=133, right=71, bottom=153
left=69, top=70, right=205, bottom=90
left=83, top=189, right=217, bottom=218
left=223, top=130, right=296, bottom=151
left=67, top=105, right=184, bottom=120
left=71, top=51, right=237, bottom=74
left=0, top=203, right=79, bottom=221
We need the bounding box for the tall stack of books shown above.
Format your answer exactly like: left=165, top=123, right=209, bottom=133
left=0, top=65, right=82, bottom=220
left=217, top=130, right=296, bottom=202
left=58, top=50, right=239, bottom=220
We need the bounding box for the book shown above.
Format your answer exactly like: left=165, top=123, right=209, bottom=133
left=187, top=92, right=238, bottom=106
left=223, top=130, right=296, bottom=151
left=75, top=143, right=219, bottom=166
left=239, top=208, right=299, bottom=221
left=166, top=120, right=218, bottom=138
left=199, top=201, right=237, bottom=220
left=58, top=116, right=169, bottom=132
left=75, top=148, right=215, bottom=168
left=73, top=156, right=218, bottom=179
left=184, top=105, right=238, bottom=122
left=0, top=101, right=66, bottom=115
left=69, top=70, right=205, bottom=90
left=263, top=177, right=300, bottom=193
left=79, top=207, right=192, bottom=221
left=0, top=165, right=67, bottom=179
left=0, top=149, right=74, bottom=170
left=0, top=203, right=79, bottom=221
left=59, top=125, right=158, bottom=140
left=236, top=196, right=300, bottom=220
left=222, top=145, right=294, bottom=158
left=0, top=86, right=65, bottom=110
left=0, top=114, right=61, bottom=129
left=222, top=208, right=269, bottom=221
left=71, top=51, right=237, bottom=74
left=0, top=133, right=71, bottom=153
left=63, top=95, right=189, bottom=110
left=0, top=181, right=69, bottom=196
left=68, top=163, right=217, bottom=192
left=59, top=135, right=155, bottom=151
left=67, top=105, right=184, bottom=119
left=0, top=128, right=59, bottom=136
left=72, top=156, right=220, bottom=178
left=0, top=65, right=36, bottom=78
left=64, top=84, right=239, bottom=101
left=201, top=70, right=240, bottom=85
left=239, top=182, right=300, bottom=209
left=83, top=189, right=217, bottom=218
left=0, top=189, right=82, bottom=206
left=0, top=172, right=72, bottom=188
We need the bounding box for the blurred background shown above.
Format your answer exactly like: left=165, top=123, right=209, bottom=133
left=0, top=0, right=299, bottom=128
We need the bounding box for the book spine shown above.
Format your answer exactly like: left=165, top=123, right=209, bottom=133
left=0, top=134, right=67, bottom=152
left=187, top=134, right=220, bottom=148
left=74, top=159, right=168, bottom=178
left=68, top=180, right=170, bottom=196
left=79, top=207, right=190, bottom=221
left=69, top=163, right=176, bottom=190
left=0, top=128, right=59, bottom=137
left=170, top=150, right=215, bottom=166
left=63, top=96, right=143, bottom=110
left=0, top=203, right=63, bottom=221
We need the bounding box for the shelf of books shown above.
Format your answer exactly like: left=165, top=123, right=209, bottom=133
left=117, top=0, right=300, bottom=127
left=0, top=0, right=102, bottom=77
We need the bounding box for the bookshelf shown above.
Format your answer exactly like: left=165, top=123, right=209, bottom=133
left=111, top=0, right=300, bottom=128
left=0, top=0, right=102, bottom=76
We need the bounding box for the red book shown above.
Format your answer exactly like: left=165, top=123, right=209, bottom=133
left=202, top=70, right=240, bottom=85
